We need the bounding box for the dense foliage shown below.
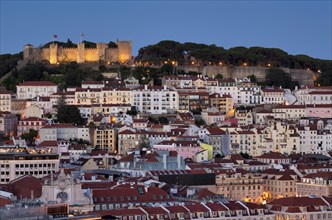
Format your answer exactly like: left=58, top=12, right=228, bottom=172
left=136, top=40, right=331, bottom=70
left=1, top=61, right=103, bottom=92
left=0, top=52, right=23, bottom=78
left=20, top=129, right=38, bottom=146
left=56, top=96, right=85, bottom=125
left=265, top=68, right=298, bottom=89
left=316, top=62, right=332, bottom=86
left=43, top=39, right=77, bottom=48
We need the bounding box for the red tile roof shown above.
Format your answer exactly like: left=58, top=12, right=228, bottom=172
left=18, top=81, right=56, bottom=86
left=185, top=203, right=210, bottom=212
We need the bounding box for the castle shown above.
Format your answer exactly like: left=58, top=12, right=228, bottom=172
left=23, top=40, right=132, bottom=64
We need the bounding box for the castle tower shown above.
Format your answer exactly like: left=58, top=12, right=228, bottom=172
left=49, top=43, right=58, bottom=64
left=97, top=43, right=107, bottom=61
left=116, top=40, right=132, bottom=63
left=77, top=43, right=85, bottom=63
left=23, top=44, right=34, bottom=60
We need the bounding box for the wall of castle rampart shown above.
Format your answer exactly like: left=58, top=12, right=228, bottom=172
left=177, top=66, right=315, bottom=86
left=84, top=49, right=99, bottom=62
left=57, top=48, right=78, bottom=62
left=105, top=49, right=119, bottom=62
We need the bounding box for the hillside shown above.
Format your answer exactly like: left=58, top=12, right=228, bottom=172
left=136, top=40, right=331, bottom=71
left=1, top=40, right=331, bottom=89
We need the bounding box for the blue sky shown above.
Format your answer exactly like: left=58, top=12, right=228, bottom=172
left=1, top=1, right=331, bottom=59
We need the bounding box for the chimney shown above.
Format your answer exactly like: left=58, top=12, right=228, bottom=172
left=163, top=85, right=167, bottom=91
left=163, top=154, right=167, bottom=169
left=144, top=85, right=148, bottom=90
left=177, top=154, right=181, bottom=170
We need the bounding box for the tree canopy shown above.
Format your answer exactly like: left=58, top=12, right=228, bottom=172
left=56, top=95, right=85, bottom=125
left=136, top=40, right=331, bottom=70
left=20, top=129, right=38, bottom=146
left=265, top=68, right=298, bottom=89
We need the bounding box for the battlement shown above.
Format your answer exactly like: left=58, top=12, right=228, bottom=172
left=23, top=40, right=132, bottom=64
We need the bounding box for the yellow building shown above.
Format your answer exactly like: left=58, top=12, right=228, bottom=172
left=200, top=143, right=214, bottom=160
left=0, top=90, right=11, bottom=112
left=92, top=125, right=117, bottom=153
left=209, top=93, right=233, bottom=114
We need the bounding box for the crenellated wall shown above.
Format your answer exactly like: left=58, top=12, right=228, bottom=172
left=23, top=41, right=132, bottom=64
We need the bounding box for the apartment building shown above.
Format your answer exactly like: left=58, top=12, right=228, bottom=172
left=209, top=93, right=233, bottom=114
left=0, top=152, right=59, bottom=183
left=297, top=172, right=332, bottom=197
left=216, top=170, right=265, bottom=203
left=0, top=112, right=18, bottom=135
left=16, top=81, right=57, bottom=99
left=272, top=105, right=306, bottom=119
left=262, top=88, right=285, bottom=105
left=92, top=125, right=117, bottom=153
left=131, top=85, right=178, bottom=114
left=39, top=124, right=90, bottom=142
left=17, top=117, right=47, bottom=136
left=0, top=90, right=11, bottom=112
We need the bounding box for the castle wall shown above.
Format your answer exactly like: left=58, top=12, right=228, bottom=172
left=57, top=48, right=78, bottom=63
left=117, top=41, right=132, bottom=63
left=177, top=66, right=315, bottom=86
left=24, top=41, right=132, bottom=64
left=41, top=48, right=50, bottom=61
left=105, top=48, right=119, bottom=62
left=83, top=48, right=98, bottom=62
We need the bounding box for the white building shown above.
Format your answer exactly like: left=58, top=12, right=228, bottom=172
left=0, top=152, right=59, bottom=183
left=131, top=85, right=178, bottom=114
left=261, top=88, right=285, bottom=104
left=39, top=124, right=90, bottom=142
left=16, top=81, right=57, bottom=99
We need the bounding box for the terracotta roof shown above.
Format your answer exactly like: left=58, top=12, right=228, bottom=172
left=303, top=172, right=332, bottom=180
left=262, top=88, right=284, bottom=93
left=38, top=140, right=58, bottom=147
left=205, top=202, right=228, bottom=211
left=269, top=197, right=327, bottom=207
left=285, top=207, right=302, bottom=213
left=206, top=127, right=226, bottom=135
left=10, top=175, right=42, bottom=199
left=0, top=196, right=12, bottom=207
left=18, top=81, right=56, bottom=86
left=166, top=205, right=190, bottom=213
left=256, top=152, right=289, bottom=159
left=277, top=174, right=294, bottom=181
left=185, top=203, right=210, bottom=213
left=309, top=91, right=332, bottom=95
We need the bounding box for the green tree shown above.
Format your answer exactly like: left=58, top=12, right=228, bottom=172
left=265, top=68, right=295, bottom=88
left=317, top=68, right=332, bottom=86
left=195, top=118, right=206, bottom=126
left=248, top=74, right=257, bottom=83
left=158, top=116, right=169, bottom=124
left=21, top=129, right=38, bottom=145
left=56, top=95, right=84, bottom=125
left=215, top=74, right=223, bottom=79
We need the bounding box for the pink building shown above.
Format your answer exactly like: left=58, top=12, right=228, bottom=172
left=153, top=140, right=202, bottom=160
left=306, top=104, right=332, bottom=118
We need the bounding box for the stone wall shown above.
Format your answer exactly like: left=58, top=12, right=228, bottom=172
left=177, top=66, right=315, bottom=86
left=23, top=41, right=132, bottom=64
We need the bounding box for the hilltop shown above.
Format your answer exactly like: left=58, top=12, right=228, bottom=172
left=0, top=40, right=331, bottom=89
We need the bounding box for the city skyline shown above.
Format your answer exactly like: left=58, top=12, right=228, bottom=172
left=1, top=0, right=331, bottom=60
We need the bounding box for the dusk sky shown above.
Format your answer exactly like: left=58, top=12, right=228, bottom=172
left=1, top=1, right=331, bottom=60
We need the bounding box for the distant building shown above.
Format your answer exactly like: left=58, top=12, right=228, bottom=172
left=16, top=81, right=57, bottom=100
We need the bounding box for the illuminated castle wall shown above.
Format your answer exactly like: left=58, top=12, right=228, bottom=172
left=23, top=41, right=132, bottom=64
